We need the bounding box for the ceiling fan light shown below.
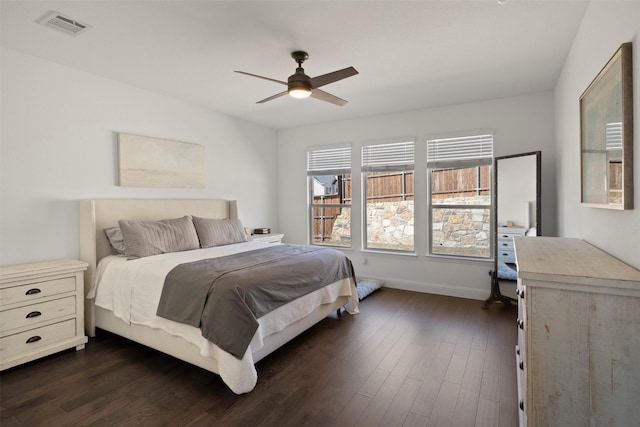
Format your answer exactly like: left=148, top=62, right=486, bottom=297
left=289, top=88, right=312, bottom=99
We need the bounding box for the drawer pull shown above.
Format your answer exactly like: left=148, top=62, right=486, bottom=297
left=517, top=319, right=524, bottom=329
left=519, top=400, right=524, bottom=411
left=26, top=336, right=42, bottom=344
left=26, top=311, right=42, bottom=319
left=25, top=288, right=42, bottom=295
left=516, top=345, right=520, bottom=355
left=500, top=242, right=509, bottom=247
left=519, top=360, right=524, bottom=370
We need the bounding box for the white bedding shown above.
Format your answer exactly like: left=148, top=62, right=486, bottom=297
left=90, top=240, right=358, bottom=393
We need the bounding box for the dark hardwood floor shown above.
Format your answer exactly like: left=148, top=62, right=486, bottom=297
left=0, top=288, right=518, bottom=426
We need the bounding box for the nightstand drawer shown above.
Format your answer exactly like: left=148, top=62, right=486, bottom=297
left=252, top=233, right=284, bottom=243
left=498, top=249, right=515, bottom=263
left=1, top=296, right=76, bottom=335
left=0, top=277, right=76, bottom=307
left=498, top=226, right=527, bottom=241
left=497, top=239, right=515, bottom=251
left=0, top=319, right=76, bottom=361
left=499, top=232, right=522, bottom=240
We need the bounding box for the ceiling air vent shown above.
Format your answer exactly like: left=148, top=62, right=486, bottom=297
left=37, top=11, right=91, bottom=36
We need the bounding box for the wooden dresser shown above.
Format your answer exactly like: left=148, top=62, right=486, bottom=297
left=0, top=259, right=88, bottom=371
left=513, top=237, right=640, bottom=427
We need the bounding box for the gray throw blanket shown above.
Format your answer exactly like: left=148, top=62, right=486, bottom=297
left=156, top=245, right=355, bottom=359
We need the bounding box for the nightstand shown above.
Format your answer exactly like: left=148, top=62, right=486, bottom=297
left=497, top=226, right=526, bottom=263
left=252, top=233, right=284, bottom=243
left=0, top=259, right=88, bottom=371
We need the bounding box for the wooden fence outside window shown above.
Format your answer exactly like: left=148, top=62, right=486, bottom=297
left=313, top=167, right=490, bottom=243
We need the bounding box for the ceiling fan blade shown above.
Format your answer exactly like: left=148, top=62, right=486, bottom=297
left=235, top=71, right=287, bottom=86
left=310, top=67, right=358, bottom=89
left=256, top=91, right=288, bottom=104
left=310, top=89, right=348, bottom=106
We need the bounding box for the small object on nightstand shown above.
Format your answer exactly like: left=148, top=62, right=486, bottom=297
left=0, top=259, right=88, bottom=371
left=251, top=233, right=284, bottom=243
left=253, top=228, right=271, bottom=234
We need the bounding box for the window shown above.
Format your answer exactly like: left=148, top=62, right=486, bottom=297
left=307, top=146, right=351, bottom=247
left=427, top=134, right=493, bottom=258
left=362, top=141, right=414, bottom=251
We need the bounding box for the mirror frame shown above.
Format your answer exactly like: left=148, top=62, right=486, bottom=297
left=580, top=42, right=633, bottom=210
left=483, top=151, right=541, bottom=308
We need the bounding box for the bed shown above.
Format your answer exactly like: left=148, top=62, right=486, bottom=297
left=79, top=199, right=358, bottom=394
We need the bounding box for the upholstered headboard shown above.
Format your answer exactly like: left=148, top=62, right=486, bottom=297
left=78, top=198, right=237, bottom=334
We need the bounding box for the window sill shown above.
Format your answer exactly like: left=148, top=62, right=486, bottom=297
left=425, top=253, right=493, bottom=266
left=361, top=249, right=417, bottom=257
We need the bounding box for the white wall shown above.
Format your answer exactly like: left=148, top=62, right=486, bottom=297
left=555, top=1, right=640, bottom=268
left=277, top=92, right=556, bottom=300
left=0, top=48, right=278, bottom=266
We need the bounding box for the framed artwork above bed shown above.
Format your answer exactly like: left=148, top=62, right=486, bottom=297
left=118, top=133, right=205, bottom=188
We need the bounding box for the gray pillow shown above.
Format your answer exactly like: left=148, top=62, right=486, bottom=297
left=104, top=227, right=126, bottom=255
left=192, top=216, right=247, bottom=248
left=118, top=215, right=200, bottom=259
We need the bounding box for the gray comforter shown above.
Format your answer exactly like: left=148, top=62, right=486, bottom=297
left=156, top=244, right=355, bottom=359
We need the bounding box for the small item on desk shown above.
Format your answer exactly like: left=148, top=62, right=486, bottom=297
left=253, top=228, right=270, bottom=234
left=507, top=220, right=514, bottom=227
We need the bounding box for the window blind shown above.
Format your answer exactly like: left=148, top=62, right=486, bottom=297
left=606, top=122, right=623, bottom=151
left=427, top=134, right=493, bottom=168
left=361, top=141, right=415, bottom=172
left=307, top=146, right=351, bottom=174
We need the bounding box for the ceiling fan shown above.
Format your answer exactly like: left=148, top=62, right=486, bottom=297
left=235, top=51, right=358, bottom=106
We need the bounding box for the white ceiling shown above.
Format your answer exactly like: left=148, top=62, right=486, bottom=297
left=1, top=0, right=589, bottom=130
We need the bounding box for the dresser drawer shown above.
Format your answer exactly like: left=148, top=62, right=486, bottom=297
left=0, top=296, right=76, bottom=335
left=0, top=319, right=76, bottom=362
left=0, top=277, right=76, bottom=307
left=498, top=249, right=515, bottom=263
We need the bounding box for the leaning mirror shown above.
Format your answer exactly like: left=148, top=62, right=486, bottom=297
left=483, top=151, right=541, bottom=308
left=580, top=42, right=633, bottom=210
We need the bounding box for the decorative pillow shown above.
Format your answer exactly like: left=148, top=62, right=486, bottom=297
left=104, top=227, right=126, bottom=255
left=192, top=216, right=248, bottom=248
left=118, top=215, right=200, bottom=259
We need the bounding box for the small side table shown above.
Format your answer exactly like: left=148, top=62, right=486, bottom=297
left=0, top=259, right=88, bottom=371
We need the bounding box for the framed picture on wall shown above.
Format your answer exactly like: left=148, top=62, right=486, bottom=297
left=580, top=42, right=633, bottom=210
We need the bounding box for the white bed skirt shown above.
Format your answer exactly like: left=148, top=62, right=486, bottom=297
left=93, top=279, right=354, bottom=394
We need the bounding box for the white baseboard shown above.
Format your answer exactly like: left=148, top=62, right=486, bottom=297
left=358, top=275, right=488, bottom=301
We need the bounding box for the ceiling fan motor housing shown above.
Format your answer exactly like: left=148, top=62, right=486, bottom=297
left=288, top=68, right=312, bottom=92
